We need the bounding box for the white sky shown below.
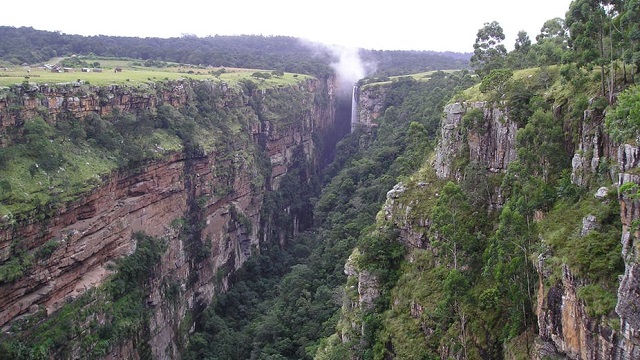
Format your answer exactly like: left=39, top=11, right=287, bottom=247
left=0, top=0, right=573, bottom=53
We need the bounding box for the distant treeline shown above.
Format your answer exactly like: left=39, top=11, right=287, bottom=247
left=0, top=26, right=469, bottom=77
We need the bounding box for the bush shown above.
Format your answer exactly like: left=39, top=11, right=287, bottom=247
left=252, top=72, right=272, bottom=79
left=0, top=254, right=33, bottom=284
left=461, top=108, right=485, bottom=132
left=605, top=85, right=640, bottom=143
left=577, top=284, right=618, bottom=317
left=479, top=68, right=513, bottom=95
left=35, top=240, right=60, bottom=261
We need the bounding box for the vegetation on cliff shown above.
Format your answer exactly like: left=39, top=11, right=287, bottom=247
left=0, top=232, right=166, bottom=359
left=2, top=0, right=640, bottom=358
left=0, top=75, right=317, bottom=226
left=183, top=71, right=475, bottom=359
left=318, top=1, right=638, bottom=359
left=0, top=72, right=332, bottom=358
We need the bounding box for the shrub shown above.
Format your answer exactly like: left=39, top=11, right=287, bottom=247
left=605, top=85, right=640, bottom=143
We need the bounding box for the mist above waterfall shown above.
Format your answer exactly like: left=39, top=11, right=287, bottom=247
left=300, top=39, right=373, bottom=95
left=328, top=45, right=368, bottom=95
left=299, top=39, right=373, bottom=136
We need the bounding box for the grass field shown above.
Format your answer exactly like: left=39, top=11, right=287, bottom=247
left=0, top=56, right=312, bottom=89
left=361, top=70, right=457, bottom=89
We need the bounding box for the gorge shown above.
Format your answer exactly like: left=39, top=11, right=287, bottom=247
left=2, top=15, right=640, bottom=358
left=0, top=75, right=343, bottom=358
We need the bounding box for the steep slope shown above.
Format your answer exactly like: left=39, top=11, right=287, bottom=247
left=319, top=65, right=638, bottom=359
left=182, top=71, right=475, bottom=360
left=0, top=75, right=336, bottom=358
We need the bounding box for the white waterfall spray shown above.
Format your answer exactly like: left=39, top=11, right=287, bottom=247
left=298, top=39, right=374, bottom=132
left=351, top=85, right=358, bottom=132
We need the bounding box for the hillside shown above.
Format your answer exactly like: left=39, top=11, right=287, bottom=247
left=0, top=72, right=338, bottom=358
left=0, top=57, right=312, bottom=87
left=315, top=2, right=640, bottom=358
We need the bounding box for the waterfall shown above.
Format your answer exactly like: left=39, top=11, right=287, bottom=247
left=350, top=85, right=358, bottom=132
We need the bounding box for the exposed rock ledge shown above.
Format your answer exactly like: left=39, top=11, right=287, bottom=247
left=0, top=77, right=336, bottom=359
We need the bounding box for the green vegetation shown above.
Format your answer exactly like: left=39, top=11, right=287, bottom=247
left=0, top=107, right=179, bottom=221
left=3, top=0, right=640, bottom=358
left=0, top=232, right=166, bottom=359
left=319, top=1, right=639, bottom=358
left=605, top=85, right=640, bottom=143
left=0, top=73, right=317, bottom=224
left=0, top=27, right=469, bottom=79
left=539, top=192, right=623, bottom=316
left=0, top=57, right=312, bottom=87
left=470, top=21, right=508, bottom=78
left=358, top=70, right=457, bottom=87
left=183, top=70, right=475, bottom=360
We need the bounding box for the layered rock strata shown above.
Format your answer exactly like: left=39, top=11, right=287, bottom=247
left=0, top=77, right=335, bottom=358
left=434, top=101, right=518, bottom=181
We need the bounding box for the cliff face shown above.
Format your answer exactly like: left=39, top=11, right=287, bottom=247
left=535, top=262, right=619, bottom=359
left=614, top=144, right=640, bottom=359
left=339, top=250, right=380, bottom=345
left=354, top=85, right=387, bottom=128
left=533, top=106, right=639, bottom=360
left=390, top=98, right=636, bottom=359
left=434, top=102, right=518, bottom=181
left=0, top=81, right=188, bottom=131
left=570, top=109, right=617, bottom=187
left=0, top=77, right=336, bottom=358
left=535, top=142, right=640, bottom=360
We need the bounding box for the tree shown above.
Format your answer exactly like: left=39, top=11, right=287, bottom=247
left=566, top=0, right=607, bottom=66
left=430, top=182, right=478, bottom=270
left=516, top=109, right=567, bottom=184
left=479, top=68, right=513, bottom=96
left=565, top=0, right=617, bottom=98
left=619, top=0, right=640, bottom=80
left=507, top=31, right=533, bottom=69
left=470, top=21, right=507, bottom=78
left=536, top=17, right=568, bottom=43
left=605, top=84, right=640, bottom=143
left=483, top=202, right=536, bottom=341
left=530, top=18, right=569, bottom=66
left=514, top=31, right=532, bottom=53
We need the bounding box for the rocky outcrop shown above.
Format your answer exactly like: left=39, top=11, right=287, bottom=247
left=355, top=85, right=387, bottom=128
left=344, top=251, right=379, bottom=312
left=536, top=262, right=618, bottom=359
left=534, top=139, right=640, bottom=360
left=615, top=144, right=640, bottom=359
left=434, top=101, right=518, bottom=181
left=0, top=81, right=189, bottom=130
left=0, top=77, right=336, bottom=358
left=337, top=249, right=380, bottom=348
left=571, top=109, right=617, bottom=186
left=382, top=180, right=440, bottom=251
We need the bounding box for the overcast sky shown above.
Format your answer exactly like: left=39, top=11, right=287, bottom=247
left=1, top=0, right=573, bottom=53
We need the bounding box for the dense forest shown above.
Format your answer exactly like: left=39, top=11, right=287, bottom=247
left=0, top=26, right=470, bottom=78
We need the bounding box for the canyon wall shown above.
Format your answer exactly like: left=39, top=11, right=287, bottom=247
left=437, top=101, right=638, bottom=359
left=373, top=98, right=635, bottom=359
left=612, top=144, right=640, bottom=359
left=534, top=105, right=638, bottom=360
left=354, top=85, right=387, bottom=128
left=434, top=101, right=518, bottom=182
left=0, top=76, right=336, bottom=358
